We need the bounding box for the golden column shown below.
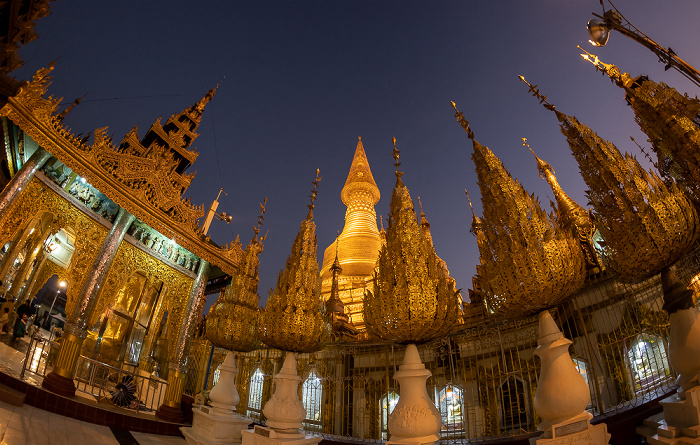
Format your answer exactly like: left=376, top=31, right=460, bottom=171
left=42, top=207, right=135, bottom=397
left=0, top=147, right=51, bottom=223
left=156, top=259, right=210, bottom=422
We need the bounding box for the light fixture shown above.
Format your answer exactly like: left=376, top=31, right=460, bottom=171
left=587, top=18, right=610, bottom=47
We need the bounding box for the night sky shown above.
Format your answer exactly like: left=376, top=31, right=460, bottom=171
left=14, top=1, right=700, bottom=308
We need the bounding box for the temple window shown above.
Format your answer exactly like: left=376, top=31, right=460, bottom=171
left=380, top=391, right=399, bottom=440
left=437, top=384, right=464, bottom=432
left=302, top=370, right=322, bottom=431
left=246, top=367, right=265, bottom=419
left=627, top=334, right=671, bottom=392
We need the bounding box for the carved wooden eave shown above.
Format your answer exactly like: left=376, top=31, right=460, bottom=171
left=143, top=117, right=199, bottom=166
left=0, top=67, right=242, bottom=275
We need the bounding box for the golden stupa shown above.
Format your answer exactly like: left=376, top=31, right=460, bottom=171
left=363, top=139, right=459, bottom=344
left=258, top=170, right=331, bottom=353
left=205, top=199, right=267, bottom=352
left=520, top=76, right=700, bottom=282
left=320, top=138, right=381, bottom=330
left=452, top=102, right=586, bottom=318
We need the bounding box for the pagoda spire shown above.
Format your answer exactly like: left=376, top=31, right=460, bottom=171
left=451, top=101, right=585, bottom=318
left=326, top=237, right=345, bottom=315
left=520, top=75, right=699, bottom=282
left=363, top=138, right=459, bottom=343
left=259, top=170, right=330, bottom=353
left=522, top=138, right=600, bottom=272
left=581, top=48, right=700, bottom=203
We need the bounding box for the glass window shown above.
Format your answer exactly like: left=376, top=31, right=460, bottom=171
left=438, top=384, right=463, bottom=430
left=302, top=370, right=322, bottom=431
left=380, top=391, right=399, bottom=440
left=246, top=367, right=265, bottom=419
left=627, top=334, right=672, bottom=392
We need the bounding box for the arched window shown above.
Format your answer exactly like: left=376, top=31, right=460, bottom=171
left=380, top=391, right=399, bottom=440
left=627, top=334, right=671, bottom=392
left=438, top=384, right=464, bottom=430
left=302, top=370, right=323, bottom=431
left=246, top=367, right=265, bottom=419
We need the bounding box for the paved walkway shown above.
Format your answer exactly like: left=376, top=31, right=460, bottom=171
left=0, top=332, right=187, bottom=445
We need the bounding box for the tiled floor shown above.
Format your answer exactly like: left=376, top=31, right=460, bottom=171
left=0, top=399, right=186, bottom=444
left=0, top=333, right=187, bottom=444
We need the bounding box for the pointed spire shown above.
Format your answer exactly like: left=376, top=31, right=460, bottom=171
left=341, top=137, right=380, bottom=205
left=205, top=197, right=266, bottom=352
left=363, top=138, right=459, bottom=344
left=520, top=75, right=700, bottom=282
left=451, top=101, right=586, bottom=318
left=522, top=138, right=600, bottom=271
left=326, top=236, right=345, bottom=315
left=307, top=168, right=322, bottom=220
left=581, top=48, right=700, bottom=203
left=259, top=171, right=330, bottom=353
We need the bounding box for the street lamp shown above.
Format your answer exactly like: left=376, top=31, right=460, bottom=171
left=587, top=0, right=700, bottom=88
left=47, top=280, right=67, bottom=330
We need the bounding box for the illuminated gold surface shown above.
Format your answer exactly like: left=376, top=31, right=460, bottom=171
left=0, top=66, right=242, bottom=275
left=320, top=139, right=382, bottom=330
left=523, top=138, right=601, bottom=272
left=582, top=50, right=700, bottom=204
left=363, top=140, right=459, bottom=344
left=259, top=171, right=330, bottom=353
left=452, top=102, right=586, bottom=318
left=206, top=199, right=266, bottom=352
left=520, top=77, right=700, bottom=282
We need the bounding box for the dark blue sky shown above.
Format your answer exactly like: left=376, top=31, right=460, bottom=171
left=15, top=1, right=700, bottom=307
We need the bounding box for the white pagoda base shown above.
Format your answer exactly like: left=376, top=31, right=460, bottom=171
left=530, top=412, right=609, bottom=445
left=181, top=405, right=252, bottom=445
left=241, top=426, right=321, bottom=445
left=637, top=377, right=700, bottom=445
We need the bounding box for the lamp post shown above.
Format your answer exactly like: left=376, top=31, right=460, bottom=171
left=587, top=0, right=700, bottom=88
left=46, top=280, right=66, bottom=331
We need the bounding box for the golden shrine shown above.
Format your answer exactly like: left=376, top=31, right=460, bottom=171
left=4, top=2, right=700, bottom=445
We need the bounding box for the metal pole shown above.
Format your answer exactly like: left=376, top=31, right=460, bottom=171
left=46, top=290, right=59, bottom=329
left=202, top=344, right=215, bottom=391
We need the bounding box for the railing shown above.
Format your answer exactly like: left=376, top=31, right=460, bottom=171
left=21, top=333, right=169, bottom=412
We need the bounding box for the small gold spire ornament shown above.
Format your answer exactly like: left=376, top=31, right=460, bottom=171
left=206, top=198, right=267, bottom=352
left=452, top=102, right=586, bottom=318
left=522, top=138, right=601, bottom=272
left=258, top=170, right=331, bottom=353
left=363, top=139, right=459, bottom=344
left=520, top=76, right=700, bottom=282
left=581, top=48, right=700, bottom=203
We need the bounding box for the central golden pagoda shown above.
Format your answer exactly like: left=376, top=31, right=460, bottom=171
left=363, top=139, right=459, bottom=344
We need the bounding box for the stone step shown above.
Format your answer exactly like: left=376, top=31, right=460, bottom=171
left=0, top=383, right=25, bottom=407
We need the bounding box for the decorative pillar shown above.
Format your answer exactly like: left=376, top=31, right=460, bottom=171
left=42, top=207, right=135, bottom=397
left=157, top=259, right=210, bottom=422
left=0, top=146, right=50, bottom=222
left=531, top=311, right=609, bottom=444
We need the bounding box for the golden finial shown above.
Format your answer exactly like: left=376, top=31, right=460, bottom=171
left=630, top=136, right=659, bottom=170
left=518, top=76, right=556, bottom=112
left=450, top=101, right=475, bottom=139
left=392, top=137, right=404, bottom=186
left=307, top=168, right=322, bottom=219
left=379, top=215, right=385, bottom=232
left=253, top=197, right=267, bottom=240
left=578, top=46, right=633, bottom=87
left=465, top=189, right=482, bottom=237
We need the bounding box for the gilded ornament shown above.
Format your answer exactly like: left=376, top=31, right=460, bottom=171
left=259, top=171, right=331, bottom=353
left=520, top=75, right=700, bottom=282
left=581, top=48, right=700, bottom=204
left=206, top=198, right=267, bottom=352
left=452, top=102, right=586, bottom=318
left=0, top=65, right=242, bottom=276
left=363, top=139, right=460, bottom=344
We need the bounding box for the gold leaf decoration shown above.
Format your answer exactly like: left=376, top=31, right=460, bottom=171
left=520, top=76, right=700, bottom=282
left=258, top=172, right=330, bottom=353
left=452, top=102, right=586, bottom=318
left=206, top=198, right=267, bottom=352
left=363, top=139, right=459, bottom=344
